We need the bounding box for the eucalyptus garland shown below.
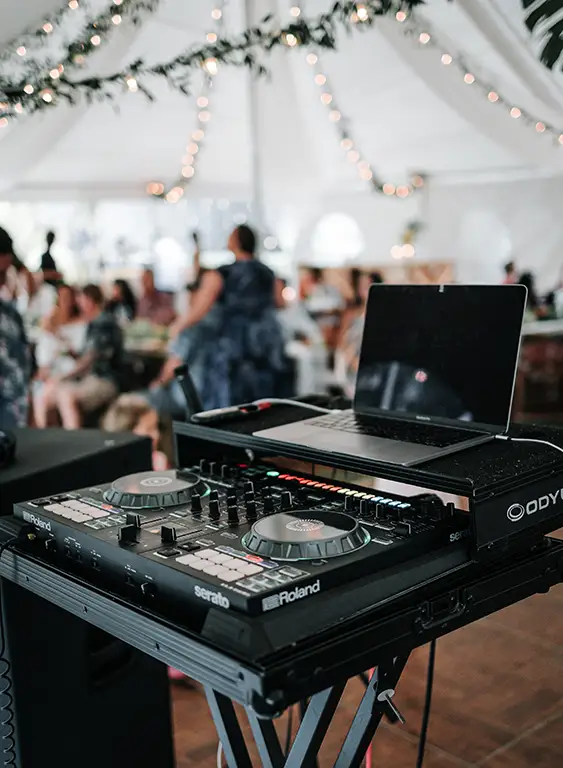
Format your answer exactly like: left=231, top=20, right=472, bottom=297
left=0, top=1, right=423, bottom=118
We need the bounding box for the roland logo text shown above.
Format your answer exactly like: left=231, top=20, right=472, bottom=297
left=22, top=511, right=52, bottom=532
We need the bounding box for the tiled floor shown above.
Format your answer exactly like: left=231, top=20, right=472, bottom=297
left=172, top=584, right=563, bottom=767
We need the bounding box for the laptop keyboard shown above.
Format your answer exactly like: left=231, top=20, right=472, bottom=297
left=308, top=413, right=484, bottom=448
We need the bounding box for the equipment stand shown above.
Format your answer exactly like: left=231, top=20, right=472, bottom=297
left=205, top=655, right=409, bottom=768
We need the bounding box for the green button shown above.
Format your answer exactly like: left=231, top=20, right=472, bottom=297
left=266, top=471, right=280, bottom=477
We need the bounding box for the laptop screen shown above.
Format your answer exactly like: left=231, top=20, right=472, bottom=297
left=354, top=284, right=527, bottom=430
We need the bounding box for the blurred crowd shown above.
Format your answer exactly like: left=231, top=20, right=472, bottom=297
left=1, top=224, right=560, bottom=468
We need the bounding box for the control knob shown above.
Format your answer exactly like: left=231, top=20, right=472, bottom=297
left=208, top=498, right=220, bottom=521
left=359, top=499, right=371, bottom=517
left=208, top=461, right=216, bottom=476
left=263, top=494, right=275, bottom=514
left=344, top=496, right=355, bottom=512
left=199, top=459, right=208, bottom=475
left=245, top=499, right=257, bottom=522
left=281, top=491, right=292, bottom=510
left=227, top=504, right=239, bottom=526
left=220, top=464, right=231, bottom=481
left=191, top=493, right=202, bottom=515
left=125, top=512, right=142, bottom=528
left=161, top=525, right=177, bottom=544
left=118, top=524, right=138, bottom=546
left=243, top=480, right=254, bottom=495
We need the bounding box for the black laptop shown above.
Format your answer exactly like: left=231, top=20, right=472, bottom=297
left=255, top=283, right=527, bottom=466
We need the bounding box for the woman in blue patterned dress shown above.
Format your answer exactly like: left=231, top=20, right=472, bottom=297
left=169, top=225, right=286, bottom=408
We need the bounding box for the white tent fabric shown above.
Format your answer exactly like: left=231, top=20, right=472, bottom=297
left=0, top=0, right=562, bottom=287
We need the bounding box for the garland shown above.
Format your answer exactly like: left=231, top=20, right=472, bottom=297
left=0, top=1, right=423, bottom=120
left=0, top=0, right=160, bottom=121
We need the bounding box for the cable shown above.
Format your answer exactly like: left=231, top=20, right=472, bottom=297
left=495, top=434, right=563, bottom=454
left=216, top=741, right=223, bottom=768
left=415, top=640, right=437, bottom=768
left=253, top=398, right=335, bottom=414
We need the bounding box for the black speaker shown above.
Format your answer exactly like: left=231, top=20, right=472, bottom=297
left=0, top=428, right=174, bottom=767
left=0, top=428, right=153, bottom=514
left=3, top=581, right=174, bottom=768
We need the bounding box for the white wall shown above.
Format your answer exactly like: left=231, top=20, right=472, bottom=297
left=424, top=175, right=563, bottom=291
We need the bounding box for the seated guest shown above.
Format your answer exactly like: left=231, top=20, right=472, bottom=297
left=137, top=268, right=175, bottom=326
left=0, top=228, right=32, bottom=428
left=503, top=261, right=518, bottom=285
left=106, top=278, right=137, bottom=324
left=35, top=284, right=122, bottom=429
left=102, top=394, right=171, bottom=471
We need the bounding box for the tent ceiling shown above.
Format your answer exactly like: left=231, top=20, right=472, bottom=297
left=1, top=0, right=563, bottom=200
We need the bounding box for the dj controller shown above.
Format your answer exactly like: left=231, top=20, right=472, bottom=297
left=14, top=462, right=470, bottom=618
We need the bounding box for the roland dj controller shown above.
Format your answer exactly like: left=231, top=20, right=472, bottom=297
left=14, top=462, right=470, bottom=617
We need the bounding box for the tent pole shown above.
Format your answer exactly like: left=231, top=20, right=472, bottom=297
left=244, top=0, right=266, bottom=241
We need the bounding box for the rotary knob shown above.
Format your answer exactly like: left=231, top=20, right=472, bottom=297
left=227, top=504, right=239, bottom=526
left=245, top=499, right=257, bottom=522
left=191, top=493, right=202, bottom=515
left=243, top=480, right=254, bottom=495
left=220, top=464, right=231, bottom=481
left=199, top=459, right=208, bottom=475
left=359, top=499, right=371, bottom=517
left=208, top=461, right=217, bottom=477
left=344, top=496, right=355, bottom=512
left=263, top=495, right=275, bottom=514
left=126, top=512, right=142, bottom=528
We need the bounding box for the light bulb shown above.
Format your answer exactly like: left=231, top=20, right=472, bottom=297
left=383, top=183, right=396, bottom=195
left=314, top=74, right=327, bottom=85
left=199, top=110, right=211, bottom=122
left=182, top=154, right=194, bottom=165
left=341, top=138, right=353, bottom=151
left=360, top=168, right=373, bottom=180
left=358, top=160, right=369, bottom=170
left=187, top=142, right=199, bottom=154
left=16, top=46, right=26, bottom=56
left=41, top=90, right=53, bottom=103
left=14, top=103, right=23, bottom=114
left=211, top=8, right=222, bottom=20
left=391, top=245, right=403, bottom=259
left=43, top=22, right=54, bottom=34
left=306, top=53, right=318, bottom=65
left=207, top=32, right=217, bottom=42
left=559, top=134, right=563, bottom=145
left=50, top=68, right=60, bottom=79
left=91, top=35, right=101, bottom=46
left=192, top=129, right=205, bottom=141
left=0, top=118, right=8, bottom=129
left=282, top=286, right=296, bottom=301
left=395, top=11, right=407, bottom=22
left=356, top=4, right=369, bottom=21
left=463, top=73, right=475, bottom=85
left=182, top=166, right=195, bottom=178
left=203, top=58, right=218, bottom=75
left=535, top=122, right=546, bottom=133
left=125, top=76, right=138, bottom=92
left=285, top=33, right=297, bottom=47
left=441, top=53, right=452, bottom=65
left=411, top=174, right=424, bottom=188
left=396, top=185, right=410, bottom=198
left=320, top=92, right=333, bottom=105
left=403, top=244, right=415, bottom=258
left=197, top=96, right=209, bottom=108
left=290, top=6, right=301, bottom=17
left=419, top=32, right=431, bottom=44
left=112, top=14, right=122, bottom=24
left=510, top=107, right=521, bottom=119
left=58, top=64, right=64, bottom=74
left=329, top=110, right=341, bottom=122
left=347, top=149, right=360, bottom=163
left=114, top=0, right=123, bottom=5
left=488, top=91, right=499, bottom=103
left=68, top=0, right=79, bottom=9
left=24, top=84, right=34, bottom=94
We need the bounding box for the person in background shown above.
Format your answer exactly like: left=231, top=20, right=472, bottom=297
left=503, top=261, right=518, bottom=285
left=334, top=271, right=384, bottom=397
left=40, top=231, right=62, bottom=286
left=35, top=284, right=122, bottom=429
left=0, top=227, right=32, bottom=428
left=137, top=268, right=175, bottom=326
left=102, top=394, right=171, bottom=471
left=301, top=266, right=345, bottom=350
left=169, top=224, right=286, bottom=407
left=106, top=278, right=137, bottom=324
left=519, top=271, right=546, bottom=321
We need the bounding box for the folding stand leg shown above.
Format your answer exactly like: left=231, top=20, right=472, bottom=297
left=284, top=684, right=346, bottom=767
left=334, top=654, right=410, bottom=768
left=204, top=687, right=253, bottom=768
left=246, top=710, right=286, bottom=768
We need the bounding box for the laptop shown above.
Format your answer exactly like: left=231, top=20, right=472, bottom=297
left=255, top=283, right=527, bottom=466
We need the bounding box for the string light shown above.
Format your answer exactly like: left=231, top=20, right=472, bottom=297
left=306, top=41, right=425, bottom=197
left=49, top=68, right=60, bottom=79
left=398, top=9, right=563, bottom=144
left=14, top=104, right=23, bottom=114
left=41, top=90, right=53, bottom=103
left=68, top=0, right=79, bottom=8
left=91, top=35, right=101, bottom=46
left=42, top=23, right=54, bottom=34
left=356, top=5, right=369, bottom=22
left=112, top=15, right=122, bottom=25
left=125, top=76, right=138, bottom=92
left=23, top=84, right=34, bottom=94
left=150, top=0, right=225, bottom=199
left=16, top=46, right=26, bottom=57
left=290, top=6, right=301, bottom=17
left=0, top=118, right=8, bottom=129
left=285, top=33, right=298, bottom=47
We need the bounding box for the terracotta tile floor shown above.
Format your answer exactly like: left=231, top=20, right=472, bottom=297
left=171, top=583, right=563, bottom=767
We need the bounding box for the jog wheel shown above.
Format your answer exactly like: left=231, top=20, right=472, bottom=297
left=103, top=470, right=207, bottom=509
left=243, top=509, right=370, bottom=561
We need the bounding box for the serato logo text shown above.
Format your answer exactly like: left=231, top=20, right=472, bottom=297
left=193, top=585, right=230, bottom=609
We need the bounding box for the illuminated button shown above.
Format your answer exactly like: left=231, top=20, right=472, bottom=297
left=235, top=563, right=263, bottom=576
left=67, top=512, right=91, bottom=523
left=177, top=555, right=207, bottom=569
left=203, top=550, right=228, bottom=562
left=266, top=471, right=279, bottom=477
left=210, top=554, right=239, bottom=566
left=338, top=489, right=348, bottom=494
left=202, top=563, right=223, bottom=576
left=45, top=503, right=65, bottom=512
left=176, top=554, right=201, bottom=566
left=216, top=568, right=242, bottom=582
left=84, top=508, right=109, bottom=519
left=64, top=500, right=84, bottom=510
